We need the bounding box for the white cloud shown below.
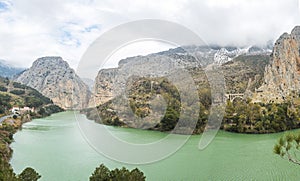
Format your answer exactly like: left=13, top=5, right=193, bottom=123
left=102, top=40, right=176, bottom=69
left=0, top=0, right=299, bottom=70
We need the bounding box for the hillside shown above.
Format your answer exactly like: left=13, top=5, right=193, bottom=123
left=222, top=54, right=270, bottom=93
left=82, top=26, right=300, bottom=134
left=0, top=76, right=64, bottom=118
left=84, top=53, right=273, bottom=133
left=89, top=45, right=271, bottom=107
left=0, top=76, right=64, bottom=180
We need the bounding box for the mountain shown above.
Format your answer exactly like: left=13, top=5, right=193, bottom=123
left=253, top=26, right=300, bottom=103
left=213, top=45, right=271, bottom=65
left=0, top=59, right=25, bottom=78
left=15, top=57, right=90, bottom=109
left=89, top=45, right=271, bottom=107
left=84, top=43, right=270, bottom=131
left=83, top=26, right=300, bottom=134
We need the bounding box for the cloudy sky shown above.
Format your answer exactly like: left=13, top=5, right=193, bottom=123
left=0, top=0, right=299, bottom=69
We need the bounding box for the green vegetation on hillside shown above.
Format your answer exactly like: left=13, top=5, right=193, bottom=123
left=223, top=100, right=300, bottom=133
left=0, top=117, right=41, bottom=180
left=83, top=54, right=300, bottom=134
left=0, top=77, right=63, bottom=117
left=222, top=55, right=270, bottom=93
left=0, top=94, right=11, bottom=114
left=86, top=91, right=300, bottom=134
left=85, top=77, right=183, bottom=132
left=0, top=76, right=63, bottom=180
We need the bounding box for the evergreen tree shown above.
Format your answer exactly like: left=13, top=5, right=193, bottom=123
left=18, top=167, right=41, bottom=181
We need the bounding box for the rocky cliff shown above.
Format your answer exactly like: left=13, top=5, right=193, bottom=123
left=253, top=26, right=300, bottom=103
left=88, top=68, right=118, bottom=107
left=16, top=57, right=90, bottom=109
left=90, top=45, right=271, bottom=107
left=85, top=53, right=270, bottom=132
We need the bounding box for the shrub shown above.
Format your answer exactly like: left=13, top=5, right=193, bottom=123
left=9, top=90, right=25, bottom=95
left=12, top=82, right=26, bottom=89
left=0, top=86, right=7, bottom=92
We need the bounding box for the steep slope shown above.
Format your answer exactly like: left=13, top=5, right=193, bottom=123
left=16, top=57, right=90, bottom=109
left=83, top=27, right=300, bottom=134
left=85, top=51, right=270, bottom=131
left=254, top=26, right=300, bottom=103
left=88, top=68, right=118, bottom=107
left=0, top=59, right=24, bottom=78
left=222, top=54, right=270, bottom=93
left=0, top=76, right=63, bottom=117
left=90, top=45, right=271, bottom=107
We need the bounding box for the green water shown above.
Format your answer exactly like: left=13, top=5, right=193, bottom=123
left=10, top=111, right=300, bottom=180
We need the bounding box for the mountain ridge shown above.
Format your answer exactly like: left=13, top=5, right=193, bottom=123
left=89, top=44, right=271, bottom=107
left=15, top=57, right=91, bottom=110
left=0, top=59, right=25, bottom=79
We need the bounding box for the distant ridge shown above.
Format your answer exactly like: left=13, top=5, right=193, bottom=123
left=0, top=59, right=25, bottom=78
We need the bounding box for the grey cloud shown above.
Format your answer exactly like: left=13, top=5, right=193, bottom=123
left=0, top=0, right=299, bottom=68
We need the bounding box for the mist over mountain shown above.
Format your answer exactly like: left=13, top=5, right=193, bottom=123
left=88, top=43, right=272, bottom=107
left=85, top=26, right=300, bottom=134
left=0, top=59, right=25, bottom=78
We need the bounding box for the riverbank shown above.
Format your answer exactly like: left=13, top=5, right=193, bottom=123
left=0, top=108, right=64, bottom=180
left=82, top=99, right=300, bottom=135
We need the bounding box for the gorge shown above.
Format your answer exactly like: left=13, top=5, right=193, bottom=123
left=3, top=26, right=300, bottom=181
left=84, top=26, right=300, bottom=134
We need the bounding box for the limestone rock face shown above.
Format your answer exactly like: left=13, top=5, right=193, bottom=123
left=16, top=57, right=90, bottom=109
left=88, top=68, right=118, bottom=107
left=91, top=45, right=271, bottom=107
left=254, top=26, right=300, bottom=103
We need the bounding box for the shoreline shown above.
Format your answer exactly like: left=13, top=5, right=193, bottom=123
left=0, top=109, right=65, bottom=178
left=80, top=112, right=299, bottom=136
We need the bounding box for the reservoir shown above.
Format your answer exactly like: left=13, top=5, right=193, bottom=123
left=10, top=111, right=300, bottom=180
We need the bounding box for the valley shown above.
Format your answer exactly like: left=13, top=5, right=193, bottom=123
left=1, top=26, right=300, bottom=180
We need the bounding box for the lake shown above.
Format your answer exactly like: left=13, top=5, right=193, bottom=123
left=10, top=111, right=300, bottom=180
